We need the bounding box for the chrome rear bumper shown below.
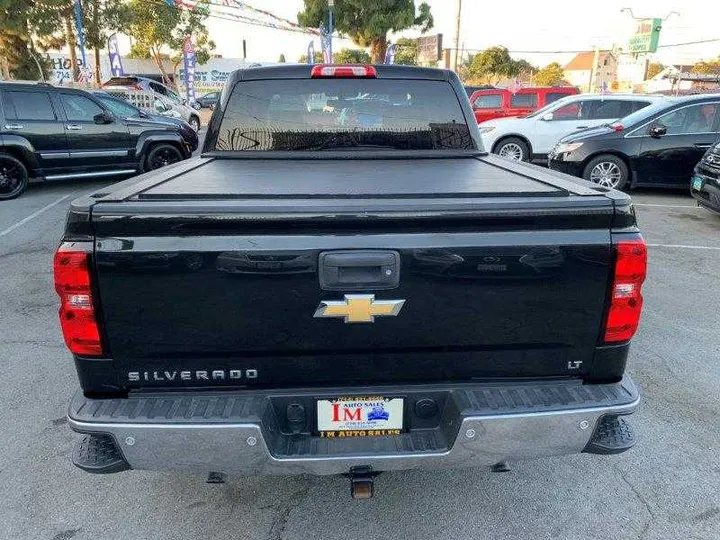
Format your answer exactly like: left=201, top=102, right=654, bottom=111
left=68, top=377, right=639, bottom=476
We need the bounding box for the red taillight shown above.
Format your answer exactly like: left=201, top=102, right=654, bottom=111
left=311, top=65, right=377, bottom=78
left=611, top=123, right=624, bottom=132
left=54, top=245, right=103, bottom=356
left=604, top=238, right=647, bottom=343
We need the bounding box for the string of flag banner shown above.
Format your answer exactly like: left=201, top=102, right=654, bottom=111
left=163, top=0, right=400, bottom=65
left=168, top=0, right=320, bottom=35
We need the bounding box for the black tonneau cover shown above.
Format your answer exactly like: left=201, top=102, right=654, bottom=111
left=96, top=154, right=602, bottom=204
left=140, top=157, right=560, bottom=200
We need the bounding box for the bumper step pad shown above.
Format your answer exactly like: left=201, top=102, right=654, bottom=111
left=72, top=433, right=130, bottom=474
left=583, top=415, right=636, bottom=455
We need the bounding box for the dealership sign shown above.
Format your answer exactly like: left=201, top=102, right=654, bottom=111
left=417, top=34, right=443, bottom=64
left=628, top=18, right=662, bottom=53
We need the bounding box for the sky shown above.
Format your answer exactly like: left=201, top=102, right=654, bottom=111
left=119, top=0, right=720, bottom=67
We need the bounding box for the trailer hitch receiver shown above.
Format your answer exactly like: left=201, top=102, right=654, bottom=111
left=349, top=466, right=375, bottom=499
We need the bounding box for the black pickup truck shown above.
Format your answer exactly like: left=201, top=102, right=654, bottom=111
left=57, top=65, right=646, bottom=498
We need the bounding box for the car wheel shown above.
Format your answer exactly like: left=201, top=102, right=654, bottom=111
left=0, top=153, right=29, bottom=200
left=145, top=144, right=183, bottom=171
left=494, top=137, right=530, bottom=162
left=189, top=116, right=200, bottom=132
left=583, top=155, right=629, bottom=190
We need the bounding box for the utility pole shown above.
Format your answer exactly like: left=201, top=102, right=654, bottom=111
left=589, top=45, right=600, bottom=92
left=328, top=0, right=334, bottom=63
left=453, top=0, right=462, bottom=72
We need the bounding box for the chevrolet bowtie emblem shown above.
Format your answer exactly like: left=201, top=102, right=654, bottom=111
left=314, top=294, right=406, bottom=323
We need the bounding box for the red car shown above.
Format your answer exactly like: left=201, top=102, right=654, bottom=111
left=469, top=86, right=579, bottom=124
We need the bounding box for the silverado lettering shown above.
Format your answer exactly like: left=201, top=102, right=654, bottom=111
left=127, top=369, right=258, bottom=383
left=58, top=64, right=645, bottom=499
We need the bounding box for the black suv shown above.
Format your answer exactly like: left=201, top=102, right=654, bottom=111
left=0, top=82, right=198, bottom=199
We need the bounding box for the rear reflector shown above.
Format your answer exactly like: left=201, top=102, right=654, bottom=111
left=54, top=244, right=103, bottom=356
left=604, top=238, right=647, bottom=343
left=311, top=65, right=377, bottom=78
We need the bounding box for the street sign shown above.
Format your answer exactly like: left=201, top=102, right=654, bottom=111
left=628, top=18, right=662, bottom=53
left=417, top=34, right=443, bottom=64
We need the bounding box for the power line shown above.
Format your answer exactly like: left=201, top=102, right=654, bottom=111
left=445, top=38, right=720, bottom=55
left=656, top=38, right=720, bottom=49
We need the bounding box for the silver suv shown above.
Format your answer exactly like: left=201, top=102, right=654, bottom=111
left=102, top=76, right=201, bottom=131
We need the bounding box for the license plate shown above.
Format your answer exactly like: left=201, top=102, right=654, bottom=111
left=317, top=396, right=403, bottom=437
left=693, top=176, right=704, bottom=190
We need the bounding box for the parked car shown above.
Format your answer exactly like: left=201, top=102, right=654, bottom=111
left=102, top=75, right=202, bottom=132
left=548, top=94, right=720, bottom=189
left=479, top=94, right=664, bottom=162
left=60, top=65, right=644, bottom=499
left=0, top=82, right=196, bottom=199
left=91, top=91, right=199, bottom=152
left=691, top=141, right=720, bottom=213
left=470, top=86, right=579, bottom=124
left=196, top=91, right=220, bottom=109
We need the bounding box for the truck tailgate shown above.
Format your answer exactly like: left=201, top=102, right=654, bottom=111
left=89, top=156, right=617, bottom=388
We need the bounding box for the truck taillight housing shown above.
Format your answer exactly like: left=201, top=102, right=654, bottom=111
left=54, top=244, right=103, bottom=356
left=604, top=238, right=647, bottom=343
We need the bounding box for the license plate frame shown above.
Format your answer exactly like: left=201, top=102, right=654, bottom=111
left=316, top=396, right=404, bottom=437
left=693, top=176, right=704, bottom=191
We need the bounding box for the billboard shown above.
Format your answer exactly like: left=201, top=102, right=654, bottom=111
left=417, top=34, right=443, bottom=64
left=628, top=19, right=662, bottom=54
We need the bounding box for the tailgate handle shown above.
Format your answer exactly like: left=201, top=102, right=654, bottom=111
left=319, top=250, right=400, bottom=291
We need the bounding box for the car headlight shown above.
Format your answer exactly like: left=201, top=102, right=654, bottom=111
left=554, top=142, right=583, bottom=154
left=478, top=126, right=496, bottom=134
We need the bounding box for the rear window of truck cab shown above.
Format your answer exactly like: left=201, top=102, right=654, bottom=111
left=215, top=79, right=474, bottom=151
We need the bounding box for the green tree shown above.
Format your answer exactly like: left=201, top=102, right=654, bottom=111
left=514, top=59, right=538, bottom=81
left=534, top=62, right=565, bottom=86
left=0, top=0, right=65, bottom=80
left=646, top=62, right=664, bottom=79
left=333, top=48, right=371, bottom=64
left=691, top=59, right=720, bottom=75
left=278, top=53, right=287, bottom=63
left=467, top=46, right=518, bottom=84
left=298, top=51, right=324, bottom=63
left=298, top=0, right=433, bottom=64
left=393, top=37, right=417, bottom=66
left=81, top=0, right=131, bottom=84
left=127, top=0, right=215, bottom=87
left=457, top=52, right=476, bottom=82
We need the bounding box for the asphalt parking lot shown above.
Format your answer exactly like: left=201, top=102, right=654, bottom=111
left=1, top=175, right=719, bottom=540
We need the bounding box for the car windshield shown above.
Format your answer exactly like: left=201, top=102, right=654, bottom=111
left=215, top=78, right=474, bottom=152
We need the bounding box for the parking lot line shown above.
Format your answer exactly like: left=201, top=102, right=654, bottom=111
left=647, top=243, right=720, bottom=251
left=0, top=195, right=70, bottom=238
left=634, top=203, right=699, bottom=209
